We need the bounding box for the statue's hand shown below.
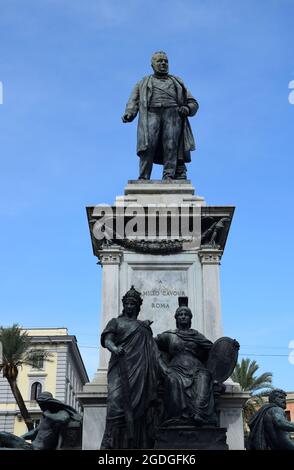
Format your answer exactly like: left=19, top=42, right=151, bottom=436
left=113, top=345, right=125, bottom=356
left=178, top=106, right=189, bottom=117
left=122, top=113, right=135, bottom=123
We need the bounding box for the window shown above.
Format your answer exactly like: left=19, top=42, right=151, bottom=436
left=285, top=410, right=291, bottom=421
left=30, top=382, right=42, bottom=401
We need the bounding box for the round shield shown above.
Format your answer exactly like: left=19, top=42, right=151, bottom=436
left=206, top=337, right=240, bottom=383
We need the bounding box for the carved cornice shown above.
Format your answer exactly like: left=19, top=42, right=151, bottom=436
left=98, top=248, right=122, bottom=265
left=115, top=238, right=183, bottom=255
left=200, top=216, right=231, bottom=248
left=87, top=205, right=235, bottom=256
left=198, top=249, right=223, bottom=265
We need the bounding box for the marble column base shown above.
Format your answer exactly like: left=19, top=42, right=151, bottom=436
left=77, top=370, right=107, bottom=450
left=216, top=379, right=250, bottom=450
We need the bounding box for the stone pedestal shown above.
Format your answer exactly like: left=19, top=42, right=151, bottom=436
left=78, top=370, right=107, bottom=450
left=78, top=180, right=246, bottom=450
left=216, top=379, right=250, bottom=450
left=155, top=426, right=228, bottom=450
left=79, top=381, right=248, bottom=450
left=87, top=180, right=234, bottom=342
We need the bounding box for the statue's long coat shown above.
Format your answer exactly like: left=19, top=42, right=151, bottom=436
left=125, top=75, right=199, bottom=164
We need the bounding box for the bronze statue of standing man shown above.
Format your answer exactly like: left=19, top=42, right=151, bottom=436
left=122, top=51, right=198, bottom=180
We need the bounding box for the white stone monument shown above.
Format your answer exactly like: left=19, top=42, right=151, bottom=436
left=78, top=179, right=248, bottom=449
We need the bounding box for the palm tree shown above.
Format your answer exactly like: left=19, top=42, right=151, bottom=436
left=232, top=358, right=273, bottom=393
left=231, top=358, right=273, bottom=432
left=0, top=324, right=50, bottom=431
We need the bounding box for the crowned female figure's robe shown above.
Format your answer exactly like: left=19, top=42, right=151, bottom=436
left=101, top=316, right=158, bottom=449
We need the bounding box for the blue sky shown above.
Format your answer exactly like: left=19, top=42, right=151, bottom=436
left=0, top=0, right=294, bottom=389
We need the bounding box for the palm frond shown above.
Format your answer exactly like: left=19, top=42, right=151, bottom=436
left=231, top=357, right=274, bottom=431
left=0, top=324, right=53, bottom=431
left=21, top=349, right=53, bottom=367
left=0, top=325, right=31, bottom=362
left=231, top=357, right=273, bottom=393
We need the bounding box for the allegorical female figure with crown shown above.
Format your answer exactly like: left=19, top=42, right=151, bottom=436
left=100, top=286, right=158, bottom=449
left=155, top=297, right=217, bottom=426
left=155, top=297, right=240, bottom=428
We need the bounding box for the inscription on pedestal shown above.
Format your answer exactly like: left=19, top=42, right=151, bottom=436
left=133, top=272, right=187, bottom=335
left=155, top=426, right=228, bottom=450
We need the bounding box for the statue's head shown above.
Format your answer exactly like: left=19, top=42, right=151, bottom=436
left=269, top=389, right=287, bottom=409
left=122, top=285, right=143, bottom=318
left=151, top=51, right=169, bottom=75
left=175, top=297, right=192, bottom=329
left=36, top=391, right=54, bottom=411
left=175, top=306, right=192, bottom=328
left=37, top=391, right=53, bottom=400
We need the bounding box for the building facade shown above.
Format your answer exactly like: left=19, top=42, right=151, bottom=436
left=0, top=328, right=88, bottom=435
left=286, top=391, right=294, bottom=421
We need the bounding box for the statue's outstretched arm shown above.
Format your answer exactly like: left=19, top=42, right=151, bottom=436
left=272, top=409, right=294, bottom=432
left=21, top=428, right=38, bottom=441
